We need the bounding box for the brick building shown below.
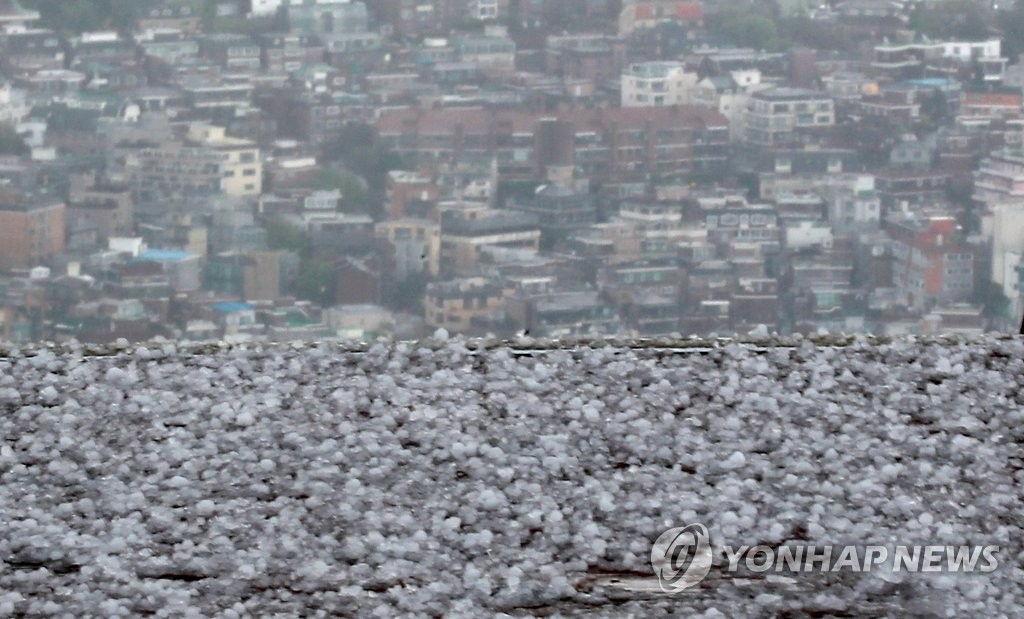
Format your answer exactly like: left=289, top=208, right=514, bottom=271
left=0, top=192, right=65, bottom=270
left=376, top=105, right=728, bottom=183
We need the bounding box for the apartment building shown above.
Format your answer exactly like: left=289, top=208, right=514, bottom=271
left=440, top=208, right=541, bottom=275
left=376, top=218, right=441, bottom=278
left=885, top=215, right=975, bottom=310
left=872, top=38, right=1006, bottom=81
left=621, top=61, right=696, bottom=108
left=124, top=123, right=262, bottom=203
left=0, top=192, right=65, bottom=270
left=424, top=276, right=506, bottom=332
left=744, top=88, right=835, bottom=146
left=974, top=147, right=1024, bottom=314
left=376, top=105, right=728, bottom=182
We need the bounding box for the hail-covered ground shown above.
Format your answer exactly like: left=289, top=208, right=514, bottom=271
left=0, top=334, right=1022, bottom=617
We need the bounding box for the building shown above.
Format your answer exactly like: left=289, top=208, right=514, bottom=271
left=453, top=32, right=516, bottom=70
left=424, top=276, right=506, bottom=332
left=287, top=0, right=370, bottom=35
left=872, top=38, right=1006, bottom=81
left=621, top=61, right=696, bottom=108
left=507, top=289, right=620, bottom=337
left=960, top=85, right=1024, bottom=118
left=744, top=88, right=835, bottom=146
left=618, top=1, right=704, bottom=37
left=886, top=215, right=975, bottom=310
left=508, top=184, right=596, bottom=249
left=123, top=123, right=262, bottom=204
left=376, top=106, right=729, bottom=183
left=691, top=69, right=766, bottom=141
left=0, top=192, right=65, bottom=270
left=376, top=218, right=441, bottom=278
left=440, top=208, right=541, bottom=275
left=975, top=146, right=1024, bottom=313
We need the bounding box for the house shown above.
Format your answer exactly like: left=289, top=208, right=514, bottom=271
left=618, top=1, right=704, bottom=37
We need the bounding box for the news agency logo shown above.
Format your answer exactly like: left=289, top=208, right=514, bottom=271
left=651, top=523, right=1000, bottom=594
left=650, top=523, right=713, bottom=593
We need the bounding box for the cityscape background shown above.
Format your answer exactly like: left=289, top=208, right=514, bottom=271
left=0, top=0, right=1021, bottom=343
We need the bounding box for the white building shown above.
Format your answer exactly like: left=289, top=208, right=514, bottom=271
left=621, top=61, right=697, bottom=108
left=468, top=0, right=500, bottom=20
left=974, top=146, right=1024, bottom=314
left=691, top=68, right=767, bottom=141
left=822, top=175, right=881, bottom=235
left=0, top=82, right=29, bottom=124
left=250, top=0, right=285, bottom=17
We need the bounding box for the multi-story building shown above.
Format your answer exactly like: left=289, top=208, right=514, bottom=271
left=287, top=0, right=370, bottom=35
left=872, top=38, right=1006, bottom=81
left=453, top=32, right=516, bottom=70
left=744, top=88, right=835, bottom=146
left=822, top=175, right=882, bottom=235
left=376, top=0, right=451, bottom=38
left=467, top=0, right=506, bottom=20
left=975, top=146, right=1024, bottom=314
left=618, top=1, right=704, bottom=37
left=886, top=215, right=975, bottom=310
left=507, top=289, right=621, bottom=338
left=123, top=123, right=262, bottom=204
left=440, top=208, right=541, bottom=275
left=0, top=192, right=65, bottom=270
left=545, top=33, right=626, bottom=83
left=691, top=69, right=766, bottom=141
left=256, top=33, right=325, bottom=73
left=199, top=34, right=262, bottom=72
left=376, top=218, right=442, bottom=278
left=376, top=106, right=728, bottom=183
left=621, top=61, right=696, bottom=108
left=424, top=276, right=506, bottom=332
left=0, top=26, right=64, bottom=73
left=508, top=184, right=596, bottom=249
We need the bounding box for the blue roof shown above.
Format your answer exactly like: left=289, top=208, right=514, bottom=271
left=212, top=302, right=253, bottom=314
left=137, top=249, right=194, bottom=262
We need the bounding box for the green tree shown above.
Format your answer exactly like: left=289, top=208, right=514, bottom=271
left=0, top=124, right=28, bottom=156
left=322, top=123, right=410, bottom=219
left=24, top=0, right=163, bottom=33
left=310, top=168, right=370, bottom=213
left=385, top=272, right=429, bottom=314
left=294, top=258, right=335, bottom=306
left=266, top=217, right=307, bottom=253
left=707, top=9, right=781, bottom=51
left=910, top=0, right=991, bottom=40
left=978, top=280, right=1011, bottom=321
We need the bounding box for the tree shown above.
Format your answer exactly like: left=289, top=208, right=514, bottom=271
left=24, top=0, right=162, bottom=34
left=310, top=168, right=370, bottom=213
left=266, top=217, right=307, bottom=253
left=707, top=9, right=781, bottom=51
left=294, top=258, right=336, bottom=307
left=322, top=123, right=410, bottom=219
left=0, top=125, right=28, bottom=156
left=978, top=280, right=1011, bottom=321
left=910, top=0, right=991, bottom=40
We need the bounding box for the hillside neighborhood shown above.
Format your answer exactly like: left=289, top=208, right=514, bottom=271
left=0, top=0, right=1022, bottom=343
